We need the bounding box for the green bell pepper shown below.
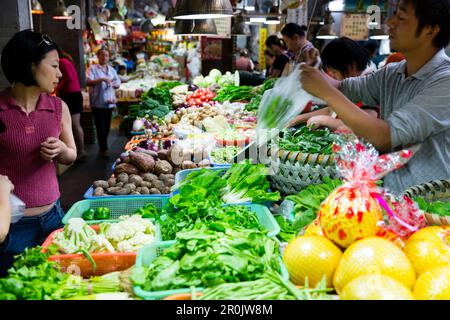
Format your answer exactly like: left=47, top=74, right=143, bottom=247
left=94, top=207, right=111, bottom=220
left=82, top=209, right=96, bottom=221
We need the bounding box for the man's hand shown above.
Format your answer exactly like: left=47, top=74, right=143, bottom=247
left=307, top=115, right=341, bottom=131
left=101, top=77, right=112, bottom=84
left=40, top=137, right=68, bottom=161
left=300, top=64, right=338, bottom=100
left=301, top=48, right=320, bottom=67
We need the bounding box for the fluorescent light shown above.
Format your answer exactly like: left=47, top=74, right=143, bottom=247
left=328, top=0, right=345, bottom=12
left=250, top=17, right=266, bottom=23
left=245, top=6, right=255, bottom=11
left=370, top=35, right=389, bottom=40
left=264, top=19, right=280, bottom=25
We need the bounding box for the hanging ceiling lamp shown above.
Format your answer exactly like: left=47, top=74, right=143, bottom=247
left=165, top=7, right=176, bottom=24
left=108, top=6, right=125, bottom=25
left=174, top=0, right=233, bottom=20
left=53, top=0, right=72, bottom=20
left=191, top=19, right=218, bottom=35
left=174, top=19, right=194, bottom=35
left=231, top=12, right=250, bottom=36
left=141, top=19, right=154, bottom=33
left=31, top=0, right=44, bottom=15
left=316, top=10, right=338, bottom=39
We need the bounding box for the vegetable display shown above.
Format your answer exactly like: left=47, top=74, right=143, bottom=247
left=214, top=85, right=255, bottom=103
left=0, top=247, right=123, bottom=300
left=279, top=126, right=337, bottom=155
left=413, top=197, right=450, bottom=216
left=52, top=215, right=157, bottom=254
left=193, top=69, right=239, bottom=88
left=186, top=88, right=216, bottom=107
left=210, top=146, right=241, bottom=164
left=245, top=78, right=277, bottom=112
left=197, top=270, right=332, bottom=300
left=131, top=223, right=282, bottom=291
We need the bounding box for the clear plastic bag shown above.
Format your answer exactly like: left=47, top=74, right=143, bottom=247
left=10, top=194, right=25, bottom=223
left=317, top=135, right=425, bottom=248
left=257, top=66, right=312, bottom=131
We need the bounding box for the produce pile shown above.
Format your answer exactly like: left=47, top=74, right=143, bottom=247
left=279, top=125, right=337, bottom=154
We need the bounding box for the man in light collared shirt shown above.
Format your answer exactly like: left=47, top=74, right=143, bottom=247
left=299, top=0, right=450, bottom=194
left=86, top=49, right=121, bottom=158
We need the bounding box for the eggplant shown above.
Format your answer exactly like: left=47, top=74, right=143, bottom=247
left=188, top=84, right=198, bottom=92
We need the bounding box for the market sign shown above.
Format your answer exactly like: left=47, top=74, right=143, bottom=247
left=259, top=27, right=267, bottom=71
left=286, top=0, right=308, bottom=25
left=340, top=13, right=369, bottom=41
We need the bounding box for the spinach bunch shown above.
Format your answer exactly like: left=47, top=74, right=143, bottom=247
left=279, top=125, right=337, bottom=155
left=131, top=223, right=282, bottom=291
left=214, top=85, right=256, bottom=103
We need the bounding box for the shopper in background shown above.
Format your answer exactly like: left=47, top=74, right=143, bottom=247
left=117, top=65, right=144, bottom=83
left=86, top=49, right=121, bottom=158
left=0, top=30, right=77, bottom=275
left=56, top=46, right=86, bottom=161
left=235, top=49, right=255, bottom=72
left=281, top=23, right=315, bottom=75
left=290, top=37, right=378, bottom=131
left=264, top=50, right=275, bottom=76
left=265, top=35, right=290, bottom=77
left=299, top=0, right=450, bottom=194
left=0, top=175, right=13, bottom=246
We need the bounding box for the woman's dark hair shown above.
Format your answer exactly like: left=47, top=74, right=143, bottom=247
left=280, top=23, right=308, bottom=38
left=265, top=35, right=286, bottom=49
left=1, top=29, right=58, bottom=86
left=321, top=37, right=372, bottom=77
left=403, top=0, right=450, bottom=48
left=55, top=45, right=74, bottom=64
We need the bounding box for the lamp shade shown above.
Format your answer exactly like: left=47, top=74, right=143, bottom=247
left=141, top=19, right=154, bottom=33
left=192, top=19, right=218, bottom=35
left=174, top=0, right=233, bottom=19
left=53, top=0, right=71, bottom=20
left=174, top=19, right=194, bottom=35
left=231, top=13, right=250, bottom=35
left=316, top=10, right=337, bottom=39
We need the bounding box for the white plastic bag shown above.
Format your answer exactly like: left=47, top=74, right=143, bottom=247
left=257, top=66, right=312, bottom=131
left=10, top=194, right=25, bottom=223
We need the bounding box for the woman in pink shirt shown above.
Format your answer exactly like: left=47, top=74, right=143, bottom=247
left=56, top=47, right=86, bottom=160
left=0, top=30, right=77, bottom=275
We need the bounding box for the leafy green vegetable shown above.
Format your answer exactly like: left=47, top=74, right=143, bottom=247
left=142, top=87, right=172, bottom=106
left=413, top=197, right=450, bottom=216
left=279, top=125, right=337, bottom=155
left=214, top=85, right=256, bottom=103
left=276, top=177, right=342, bottom=242
left=245, top=78, right=277, bottom=112
left=156, top=81, right=183, bottom=91
left=131, top=223, right=282, bottom=291
left=210, top=146, right=241, bottom=164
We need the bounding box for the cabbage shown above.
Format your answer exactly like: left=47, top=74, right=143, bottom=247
left=209, top=69, right=222, bottom=82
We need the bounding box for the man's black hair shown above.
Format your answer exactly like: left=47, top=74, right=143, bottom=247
left=321, top=37, right=372, bottom=78
left=403, top=0, right=450, bottom=48
left=1, top=29, right=58, bottom=86
left=265, top=35, right=286, bottom=49
left=280, top=23, right=308, bottom=38
left=364, top=40, right=379, bottom=55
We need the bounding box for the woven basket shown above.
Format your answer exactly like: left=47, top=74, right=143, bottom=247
left=267, top=149, right=337, bottom=196
left=404, top=179, right=450, bottom=226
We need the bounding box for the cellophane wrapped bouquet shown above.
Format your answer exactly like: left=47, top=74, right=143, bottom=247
left=317, top=135, right=426, bottom=248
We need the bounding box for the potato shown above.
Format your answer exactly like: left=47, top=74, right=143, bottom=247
left=157, top=149, right=169, bottom=161
left=124, top=183, right=137, bottom=192
left=152, top=180, right=165, bottom=191
left=130, top=191, right=141, bottom=195
left=93, top=180, right=109, bottom=189
left=140, top=187, right=150, bottom=194
left=115, top=182, right=124, bottom=188
left=136, top=187, right=142, bottom=193
left=154, top=160, right=173, bottom=175
left=136, top=149, right=158, bottom=159
left=149, top=188, right=161, bottom=194
left=129, top=174, right=143, bottom=185
left=129, top=151, right=155, bottom=172
left=161, top=187, right=171, bottom=194
left=93, top=187, right=105, bottom=196
left=115, top=163, right=139, bottom=175
left=142, top=173, right=158, bottom=182
left=167, top=144, right=183, bottom=166
left=107, top=187, right=130, bottom=195
left=108, top=177, right=117, bottom=187
left=166, top=179, right=175, bottom=187
left=181, top=160, right=197, bottom=170
left=140, top=181, right=153, bottom=189
left=117, top=173, right=129, bottom=184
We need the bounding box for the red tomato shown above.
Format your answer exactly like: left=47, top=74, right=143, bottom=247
left=188, top=99, right=195, bottom=105
left=195, top=99, right=202, bottom=105
left=199, top=94, right=206, bottom=101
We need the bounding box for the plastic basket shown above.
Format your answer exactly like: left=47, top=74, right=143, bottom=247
left=41, top=224, right=161, bottom=278
left=83, top=186, right=172, bottom=199
left=63, top=197, right=170, bottom=225
left=403, top=179, right=450, bottom=226
left=133, top=240, right=289, bottom=300
left=268, top=148, right=337, bottom=196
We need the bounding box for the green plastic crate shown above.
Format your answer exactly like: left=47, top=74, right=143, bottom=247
left=62, top=196, right=170, bottom=225
left=133, top=240, right=289, bottom=300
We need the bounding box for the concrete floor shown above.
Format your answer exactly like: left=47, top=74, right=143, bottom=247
left=58, top=120, right=128, bottom=212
